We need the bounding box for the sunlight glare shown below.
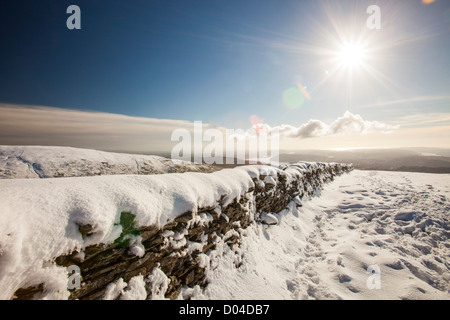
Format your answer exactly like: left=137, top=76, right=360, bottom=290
left=337, top=43, right=365, bottom=69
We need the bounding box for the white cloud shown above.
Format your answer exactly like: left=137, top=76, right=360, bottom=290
left=247, top=111, right=398, bottom=138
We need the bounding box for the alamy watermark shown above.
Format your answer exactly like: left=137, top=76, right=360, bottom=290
left=366, top=264, right=381, bottom=290
left=170, top=121, right=280, bottom=165
left=66, top=4, right=380, bottom=31
left=67, top=265, right=81, bottom=290
left=66, top=5, right=81, bottom=30
left=367, top=5, right=381, bottom=30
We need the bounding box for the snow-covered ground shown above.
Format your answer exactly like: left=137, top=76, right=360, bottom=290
left=189, top=170, right=450, bottom=300
left=0, top=147, right=448, bottom=300
left=0, top=145, right=214, bottom=179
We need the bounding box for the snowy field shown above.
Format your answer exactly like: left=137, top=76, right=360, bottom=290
left=190, top=170, right=450, bottom=300
left=0, top=145, right=214, bottom=179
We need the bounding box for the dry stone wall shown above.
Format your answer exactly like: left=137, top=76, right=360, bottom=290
left=13, top=162, right=353, bottom=300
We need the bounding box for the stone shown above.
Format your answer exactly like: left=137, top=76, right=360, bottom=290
left=78, top=224, right=94, bottom=238
left=126, top=251, right=161, bottom=273
left=13, top=283, right=44, bottom=300
left=183, top=270, right=196, bottom=286
left=174, top=211, right=194, bottom=223
left=139, top=226, right=160, bottom=242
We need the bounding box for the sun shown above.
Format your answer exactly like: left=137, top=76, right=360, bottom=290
left=336, top=43, right=366, bottom=69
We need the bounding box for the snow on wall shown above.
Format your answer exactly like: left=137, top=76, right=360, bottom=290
left=0, top=161, right=353, bottom=300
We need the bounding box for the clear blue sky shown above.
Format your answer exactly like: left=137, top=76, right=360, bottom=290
left=1, top=0, right=449, bottom=137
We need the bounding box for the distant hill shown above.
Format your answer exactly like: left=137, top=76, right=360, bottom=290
left=278, top=147, right=450, bottom=174
left=0, top=145, right=217, bottom=179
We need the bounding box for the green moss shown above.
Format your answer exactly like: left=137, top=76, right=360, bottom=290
left=113, top=212, right=139, bottom=248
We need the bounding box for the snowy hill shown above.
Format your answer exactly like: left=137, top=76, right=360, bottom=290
left=0, top=145, right=215, bottom=179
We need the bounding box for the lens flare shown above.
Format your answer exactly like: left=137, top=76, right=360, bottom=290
left=249, top=114, right=265, bottom=133
left=282, top=83, right=311, bottom=109
left=296, top=83, right=311, bottom=101
left=250, top=114, right=263, bottom=126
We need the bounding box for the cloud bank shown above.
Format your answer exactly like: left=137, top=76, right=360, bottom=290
left=0, top=104, right=198, bottom=153
left=0, top=104, right=399, bottom=153
left=249, top=111, right=398, bottom=138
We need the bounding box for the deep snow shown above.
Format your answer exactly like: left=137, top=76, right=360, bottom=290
left=187, top=170, right=450, bottom=300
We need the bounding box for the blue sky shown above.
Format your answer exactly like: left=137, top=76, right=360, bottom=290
left=1, top=0, right=449, bottom=151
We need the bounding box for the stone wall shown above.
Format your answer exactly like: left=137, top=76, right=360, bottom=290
left=13, top=162, right=353, bottom=300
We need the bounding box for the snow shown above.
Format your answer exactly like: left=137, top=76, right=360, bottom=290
left=103, top=278, right=127, bottom=300
left=103, top=275, right=147, bottom=300
left=263, top=175, right=277, bottom=186
left=119, top=275, right=147, bottom=300
left=185, top=170, right=450, bottom=300
left=0, top=145, right=213, bottom=179
left=128, top=236, right=145, bottom=258
left=261, top=212, right=279, bottom=225
left=1, top=146, right=448, bottom=300
left=146, top=267, right=171, bottom=300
